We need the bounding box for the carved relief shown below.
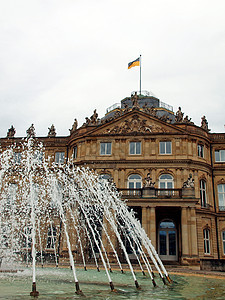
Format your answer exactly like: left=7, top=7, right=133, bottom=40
left=103, top=115, right=169, bottom=135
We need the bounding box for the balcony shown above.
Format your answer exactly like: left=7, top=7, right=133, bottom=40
left=118, top=187, right=194, bottom=199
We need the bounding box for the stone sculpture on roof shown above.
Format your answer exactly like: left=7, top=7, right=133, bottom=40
left=48, top=124, right=56, bottom=137
left=201, top=116, right=209, bottom=131
left=175, top=107, right=184, bottom=122
left=26, top=124, right=35, bottom=138
left=70, top=119, right=78, bottom=133
left=7, top=125, right=16, bottom=138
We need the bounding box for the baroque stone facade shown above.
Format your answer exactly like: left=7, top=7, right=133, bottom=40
left=1, top=92, right=225, bottom=267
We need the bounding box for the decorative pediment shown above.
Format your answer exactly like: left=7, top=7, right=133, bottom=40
left=102, top=114, right=169, bottom=135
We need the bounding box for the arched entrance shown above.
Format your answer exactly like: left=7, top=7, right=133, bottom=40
left=158, top=219, right=178, bottom=261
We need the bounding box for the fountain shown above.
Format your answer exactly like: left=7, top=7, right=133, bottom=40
left=0, top=138, right=172, bottom=297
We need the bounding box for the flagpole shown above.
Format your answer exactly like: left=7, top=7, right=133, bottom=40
left=139, top=55, right=142, bottom=95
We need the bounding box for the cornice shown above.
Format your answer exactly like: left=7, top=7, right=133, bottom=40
left=74, top=158, right=212, bottom=169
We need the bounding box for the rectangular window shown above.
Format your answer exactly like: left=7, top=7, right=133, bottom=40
left=55, top=152, right=65, bottom=164
left=100, top=142, right=111, bottom=155
left=34, top=150, right=43, bottom=162
left=14, top=152, right=21, bottom=164
left=222, top=231, right=225, bottom=255
left=159, top=141, right=171, bottom=155
left=200, top=180, right=207, bottom=208
left=73, top=146, right=77, bottom=159
left=218, top=184, right=225, bottom=211
left=129, top=142, right=141, bottom=155
left=198, top=144, right=204, bottom=158
left=215, top=150, right=225, bottom=162
left=203, top=229, right=210, bottom=254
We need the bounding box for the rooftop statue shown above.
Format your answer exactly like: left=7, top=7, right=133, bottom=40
left=70, top=118, right=78, bottom=133
left=201, top=115, right=209, bottom=130
left=90, top=109, right=99, bottom=124
left=26, top=124, right=35, bottom=138
left=123, top=103, right=130, bottom=114
left=7, top=125, right=16, bottom=138
left=131, top=92, right=140, bottom=110
left=175, top=107, right=184, bottom=122
left=48, top=124, right=56, bottom=137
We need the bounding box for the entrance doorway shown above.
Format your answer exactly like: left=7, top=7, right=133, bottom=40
left=158, top=219, right=177, bottom=261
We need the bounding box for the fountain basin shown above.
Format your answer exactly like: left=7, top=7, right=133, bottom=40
left=0, top=267, right=225, bottom=299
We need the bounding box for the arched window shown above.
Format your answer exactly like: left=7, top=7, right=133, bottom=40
left=128, top=174, right=142, bottom=195
left=159, top=174, right=174, bottom=189
left=218, top=184, right=225, bottom=211
left=159, top=174, right=174, bottom=196
left=99, top=174, right=111, bottom=181
left=46, top=226, right=57, bottom=249
left=200, top=180, right=207, bottom=208
left=128, top=174, right=142, bottom=189
left=203, top=228, right=210, bottom=254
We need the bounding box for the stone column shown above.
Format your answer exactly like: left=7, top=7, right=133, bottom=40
left=190, top=207, right=198, bottom=256
left=142, top=207, right=148, bottom=234
left=149, top=207, right=156, bottom=248
left=181, top=207, right=189, bottom=257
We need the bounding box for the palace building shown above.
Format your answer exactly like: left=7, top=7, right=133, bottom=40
left=1, top=91, right=225, bottom=269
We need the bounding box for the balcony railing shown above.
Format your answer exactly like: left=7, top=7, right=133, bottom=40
left=219, top=206, right=225, bottom=211
left=118, top=188, right=183, bottom=199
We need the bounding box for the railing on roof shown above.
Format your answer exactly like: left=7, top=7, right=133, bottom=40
left=160, top=101, right=173, bottom=112
left=131, top=90, right=156, bottom=97
left=106, top=103, right=121, bottom=114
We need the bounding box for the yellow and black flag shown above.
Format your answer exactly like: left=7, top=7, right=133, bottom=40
left=128, top=57, right=140, bottom=69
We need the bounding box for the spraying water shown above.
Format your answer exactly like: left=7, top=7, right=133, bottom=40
left=0, top=138, right=171, bottom=296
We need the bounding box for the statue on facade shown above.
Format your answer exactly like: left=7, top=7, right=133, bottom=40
left=131, top=92, right=140, bottom=110
left=70, top=118, right=78, bottom=133
left=7, top=125, right=16, bottom=138
left=175, top=107, right=184, bottom=122
left=201, top=116, right=209, bottom=130
left=26, top=124, right=35, bottom=138
left=183, top=173, right=195, bottom=188
left=143, top=172, right=155, bottom=188
left=48, top=124, right=56, bottom=137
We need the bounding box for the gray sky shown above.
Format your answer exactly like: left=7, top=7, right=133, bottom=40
left=1, top=0, right=225, bottom=137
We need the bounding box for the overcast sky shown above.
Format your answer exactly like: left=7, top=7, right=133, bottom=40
left=0, top=0, right=225, bottom=137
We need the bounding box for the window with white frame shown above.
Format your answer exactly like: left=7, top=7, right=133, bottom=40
left=222, top=231, right=225, bottom=255
left=14, top=152, right=21, bottom=164
left=198, top=144, right=204, bottom=158
left=159, top=141, right=172, bottom=155
left=128, top=174, right=142, bottom=190
left=34, top=150, right=43, bottom=162
left=100, top=142, right=111, bottom=155
left=46, top=226, right=57, bottom=249
left=215, top=150, right=225, bottom=162
left=159, top=174, right=174, bottom=189
left=200, top=180, right=207, bottom=207
left=203, top=228, right=210, bottom=254
left=159, top=174, right=174, bottom=196
left=129, top=141, right=141, bottom=155
left=55, top=151, right=65, bottom=164
left=218, top=184, right=225, bottom=211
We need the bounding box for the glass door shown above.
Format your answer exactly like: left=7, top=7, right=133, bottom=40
left=158, top=220, right=177, bottom=261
